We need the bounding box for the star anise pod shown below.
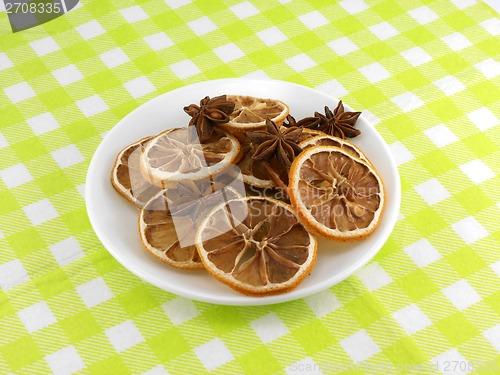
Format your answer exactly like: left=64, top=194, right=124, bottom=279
left=247, top=118, right=303, bottom=169
left=282, top=114, right=320, bottom=129
left=183, top=95, right=235, bottom=143
left=315, top=101, right=361, bottom=138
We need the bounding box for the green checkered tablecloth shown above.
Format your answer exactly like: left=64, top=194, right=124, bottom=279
left=1, top=0, right=499, bottom=374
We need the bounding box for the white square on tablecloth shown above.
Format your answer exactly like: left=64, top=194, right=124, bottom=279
left=257, top=26, right=287, bottom=46
left=424, top=124, right=458, bottom=148
left=359, top=62, right=390, bottom=83
left=144, top=33, right=174, bottom=51
left=164, top=0, right=191, bottom=9
left=480, top=18, right=500, bottom=36
left=243, top=70, right=270, bottom=80
left=401, top=47, right=432, bottom=67
left=408, top=6, right=438, bottom=25
left=52, top=64, right=83, bottom=87
left=4, top=82, right=36, bottom=104
left=170, top=60, right=200, bottom=79
left=304, top=289, right=341, bottom=317
left=77, top=95, right=109, bottom=117
left=442, top=279, right=482, bottom=311
left=23, top=199, right=58, bottom=226
left=124, top=76, right=155, bottom=99
left=195, top=338, right=234, bottom=371
left=99, top=48, right=130, bottom=69
left=49, top=237, right=84, bottom=266
left=315, top=79, right=348, bottom=98
left=299, top=11, right=328, bottom=30
left=77, top=277, right=114, bottom=308
left=339, top=0, right=368, bottom=14
left=106, top=320, right=144, bottom=353
left=356, top=262, right=392, bottom=291
left=392, top=304, right=432, bottom=335
left=441, top=32, right=471, bottom=51
left=450, top=0, right=476, bottom=9
left=483, top=324, right=500, bottom=353
left=389, top=141, right=414, bottom=166
left=120, top=6, right=148, bottom=23
left=328, top=37, right=359, bottom=56
left=452, top=216, right=489, bottom=245
left=474, top=58, right=500, bottom=79
left=404, top=238, right=441, bottom=268
left=30, top=36, right=60, bottom=56
left=1, top=163, right=33, bottom=189
left=76, top=20, right=105, bottom=40
left=0, top=260, right=29, bottom=290
left=18, top=301, right=56, bottom=333
left=433, top=75, right=464, bottom=96
left=467, top=107, right=498, bottom=131
left=460, top=159, right=495, bottom=184
left=340, top=329, right=380, bottom=362
left=188, top=16, right=217, bottom=36
left=0, top=52, right=13, bottom=70
left=51, top=145, right=84, bottom=169
left=27, top=112, right=60, bottom=135
left=491, top=260, right=500, bottom=278
left=415, top=178, right=450, bottom=205
left=162, top=297, right=199, bottom=326
left=45, top=345, right=85, bottom=375
left=285, top=53, right=317, bottom=72
left=214, top=43, right=245, bottom=63
left=369, top=22, right=399, bottom=40
left=251, top=312, right=289, bottom=343
left=433, top=349, right=471, bottom=375
left=230, top=1, right=259, bottom=20
left=391, top=92, right=423, bottom=112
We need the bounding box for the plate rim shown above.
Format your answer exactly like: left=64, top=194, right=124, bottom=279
left=85, top=78, right=401, bottom=306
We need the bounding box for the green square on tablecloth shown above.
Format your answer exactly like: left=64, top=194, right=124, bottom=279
left=346, top=294, right=389, bottom=327
left=60, top=310, right=101, bottom=342
left=384, top=337, right=428, bottom=364
left=238, top=346, right=281, bottom=375
left=88, top=355, right=131, bottom=375
left=397, top=270, right=439, bottom=301
left=117, top=285, right=159, bottom=318
left=446, top=247, right=487, bottom=277
left=0, top=335, right=43, bottom=371
left=148, top=328, right=190, bottom=362
left=292, top=320, right=335, bottom=355
left=7, top=228, right=46, bottom=257
left=436, top=312, right=479, bottom=346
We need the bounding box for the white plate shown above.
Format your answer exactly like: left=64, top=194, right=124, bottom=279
left=86, top=79, right=401, bottom=306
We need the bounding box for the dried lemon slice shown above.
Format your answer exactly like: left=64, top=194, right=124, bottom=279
left=111, top=136, right=163, bottom=208
left=289, top=146, right=385, bottom=241
left=140, top=127, right=241, bottom=188
left=195, top=196, right=317, bottom=295
left=299, top=135, right=371, bottom=165
left=139, top=178, right=241, bottom=269
left=219, top=95, right=289, bottom=136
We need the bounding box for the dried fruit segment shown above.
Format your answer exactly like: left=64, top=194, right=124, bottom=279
left=111, top=136, right=163, bottom=208
left=140, top=127, right=241, bottom=188
left=139, top=178, right=242, bottom=269
left=195, top=197, right=317, bottom=295
left=289, top=146, right=384, bottom=241
left=299, top=135, right=371, bottom=165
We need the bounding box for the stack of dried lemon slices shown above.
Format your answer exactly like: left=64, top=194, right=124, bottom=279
left=111, top=95, right=385, bottom=296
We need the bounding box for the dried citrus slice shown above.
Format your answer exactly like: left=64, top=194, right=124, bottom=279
left=140, top=127, right=241, bottom=188
left=219, top=95, right=289, bottom=137
left=299, top=135, right=371, bottom=165
left=139, top=178, right=241, bottom=269
left=195, top=196, right=317, bottom=295
left=111, top=136, right=163, bottom=208
left=289, top=146, right=385, bottom=241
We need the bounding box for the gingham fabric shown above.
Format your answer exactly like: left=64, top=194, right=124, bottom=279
left=1, top=0, right=499, bottom=374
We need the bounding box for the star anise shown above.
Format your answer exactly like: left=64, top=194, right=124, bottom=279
left=282, top=114, right=320, bottom=129
left=183, top=95, right=235, bottom=143
left=316, top=101, right=361, bottom=138
left=247, top=118, right=303, bottom=169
